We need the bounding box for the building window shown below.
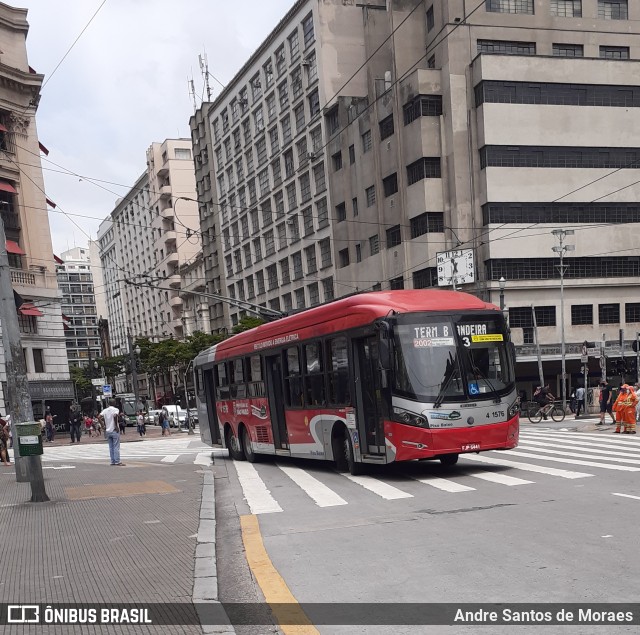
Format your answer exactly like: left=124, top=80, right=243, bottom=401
left=291, top=67, right=303, bottom=101
left=382, top=173, right=398, bottom=197
left=277, top=222, right=287, bottom=250
left=553, top=43, right=583, bottom=57
left=253, top=238, right=262, bottom=262
left=390, top=276, right=404, bottom=290
left=379, top=115, right=395, bottom=140
left=264, top=60, right=274, bottom=88
left=550, top=0, right=582, bottom=17
left=300, top=173, right=312, bottom=202
left=295, top=288, right=306, bottom=309
left=269, top=127, right=280, bottom=155
left=275, top=46, right=286, bottom=76
left=256, top=270, right=265, bottom=295
left=336, top=202, right=347, bottom=222
left=477, top=40, right=536, bottom=55
left=33, top=348, right=45, bottom=373
left=308, top=282, right=320, bottom=306
left=317, top=198, right=329, bottom=228
left=289, top=30, right=300, bottom=61
left=386, top=225, right=401, bottom=248
left=426, top=5, right=434, bottom=30
left=365, top=185, right=376, bottom=207
left=309, top=89, right=320, bottom=118
left=487, top=0, right=534, bottom=13
left=258, top=169, right=270, bottom=197
left=280, top=258, right=291, bottom=284
left=322, top=277, right=334, bottom=301
left=275, top=191, right=285, bottom=219
left=286, top=182, right=297, bottom=210
left=302, top=13, right=315, bottom=48
left=319, top=238, right=332, bottom=268
left=410, top=212, right=444, bottom=237
left=302, top=206, right=314, bottom=235
left=264, top=230, right=275, bottom=256
left=305, top=245, right=317, bottom=273
left=313, top=162, right=326, bottom=193
left=509, top=307, right=555, bottom=327
left=403, top=95, right=443, bottom=125
left=407, top=157, right=441, bottom=184
left=427, top=55, right=436, bottom=69
left=482, top=202, right=640, bottom=224
left=294, top=103, right=305, bottom=133
left=17, top=313, right=37, bottom=334
left=362, top=130, right=372, bottom=153
left=355, top=243, right=362, bottom=262
left=352, top=197, right=359, bottom=217
left=598, top=0, right=628, bottom=20
left=310, top=126, right=322, bottom=153
left=284, top=149, right=295, bottom=179
left=348, top=145, right=356, bottom=165
left=338, top=248, right=350, bottom=268
left=599, top=303, right=620, bottom=324
left=571, top=304, right=593, bottom=325
left=332, top=151, right=343, bottom=171
left=306, top=51, right=318, bottom=84
left=292, top=252, right=303, bottom=279
left=413, top=267, right=437, bottom=289
left=600, top=46, right=630, bottom=59
left=327, top=107, right=339, bottom=135
left=625, top=303, right=640, bottom=323
left=487, top=257, right=640, bottom=280
left=256, top=138, right=268, bottom=165
left=281, top=115, right=292, bottom=145
left=267, top=264, right=278, bottom=290
left=369, top=234, right=380, bottom=255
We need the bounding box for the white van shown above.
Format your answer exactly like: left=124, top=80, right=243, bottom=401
left=162, top=405, right=187, bottom=428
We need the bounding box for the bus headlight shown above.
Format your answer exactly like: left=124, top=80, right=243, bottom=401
left=508, top=401, right=519, bottom=418
left=392, top=407, right=428, bottom=428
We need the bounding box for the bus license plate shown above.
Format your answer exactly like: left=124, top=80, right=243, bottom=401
left=462, top=443, right=480, bottom=451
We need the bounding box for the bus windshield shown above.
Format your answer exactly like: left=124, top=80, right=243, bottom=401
left=391, top=314, right=514, bottom=402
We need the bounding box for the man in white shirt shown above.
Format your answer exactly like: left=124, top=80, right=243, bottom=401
left=98, top=399, right=124, bottom=466
left=575, top=386, right=586, bottom=419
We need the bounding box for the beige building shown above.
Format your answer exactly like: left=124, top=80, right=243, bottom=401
left=193, top=0, right=640, bottom=396
left=0, top=2, right=73, bottom=422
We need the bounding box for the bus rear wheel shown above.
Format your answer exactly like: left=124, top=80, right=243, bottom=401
left=439, top=453, right=459, bottom=467
left=242, top=426, right=259, bottom=463
left=344, top=432, right=365, bottom=476
left=226, top=427, right=245, bottom=461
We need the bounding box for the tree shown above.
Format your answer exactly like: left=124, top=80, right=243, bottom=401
left=94, top=355, right=126, bottom=382
left=70, top=365, right=92, bottom=399
left=183, top=331, right=224, bottom=361
left=232, top=316, right=265, bottom=334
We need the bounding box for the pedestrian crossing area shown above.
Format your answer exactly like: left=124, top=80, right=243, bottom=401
left=37, top=437, right=221, bottom=466
left=228, top=429, right=640, bottom=515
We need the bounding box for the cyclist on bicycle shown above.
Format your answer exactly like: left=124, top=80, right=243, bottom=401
left=533, top=385, right=555, bottom=420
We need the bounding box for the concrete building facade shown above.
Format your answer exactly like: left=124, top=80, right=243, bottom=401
left=193, top=0, right=640, bottom=397
left=0, top=2, right=73, bottom=423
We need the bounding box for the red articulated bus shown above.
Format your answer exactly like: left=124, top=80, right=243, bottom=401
left=194, top=290, right=519, bottom=474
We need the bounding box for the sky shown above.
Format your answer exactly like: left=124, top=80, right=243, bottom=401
left=16, top=0, right=295, bottom=254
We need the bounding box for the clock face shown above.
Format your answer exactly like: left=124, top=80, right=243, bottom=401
left=436, top=250, right=475, bottom=287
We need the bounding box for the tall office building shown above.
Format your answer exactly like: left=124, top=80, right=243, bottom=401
left=0, top=2, right=73, bottom=422
left=192, top=0, right=640, bottom=395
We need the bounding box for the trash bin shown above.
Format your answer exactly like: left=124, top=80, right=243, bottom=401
left=15, top=422, right=43, bottom=456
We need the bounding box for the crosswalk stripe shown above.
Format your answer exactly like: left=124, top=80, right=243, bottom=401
left=233, top=461, right=283, bottom=514
left=411, top=475, right=475, bottom=492
left=463, top=454, right=593, bottom=479
left=502, top=449, right=640, bottom=471
left=518, top=439, right=640, bottom=460
left=342, top=474, right=413, bottom=500
left=521, top=432, right=640, bottom=453
left=463, top=471, right=533, bottom=486
left=517, top=444, right=640, bottom=466
left=522, top=430, right=640, bottom=444
left=277, top=465, right=348, bottom=507
left=193, top=453, right=212, bottom=466
left=161, top=455, right=179, bottom=463
left=612, top=493, right=640, bottom=501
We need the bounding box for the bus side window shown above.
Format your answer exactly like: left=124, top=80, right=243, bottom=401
left=231, top=358, right=246, bottom=399
left=284, top=346, right=303, bottom=407
left=215, top=363, right=229, bottom=401
left=327, top=336, right=350, bottom=405
left=304, top=342, right=325, bottom=406
left=247, top=355, right=265, bottom=398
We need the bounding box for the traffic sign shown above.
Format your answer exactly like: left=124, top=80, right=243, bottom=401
left=91, top=378, right=103, bottom=387
left=102, top=385, right=112, bottom=396
left=580, top=355, right=588, bottom=363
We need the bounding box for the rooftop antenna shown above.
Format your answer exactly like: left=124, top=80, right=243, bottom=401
left=188, top=76, right=197, bottom=110
left=199, top=51, right=212, bottom=101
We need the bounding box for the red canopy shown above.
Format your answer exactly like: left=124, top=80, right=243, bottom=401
left=38, top=141, right=49, bottom=156
left=54, top=254, right=64, bottom=264
left=6, top=240, right=25, bottom=255
left=0, top=181, right=16, bottom=194
left=19, top=303, right=43, bottom=317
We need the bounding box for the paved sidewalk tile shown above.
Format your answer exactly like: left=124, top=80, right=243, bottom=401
left=0, top=461, right=207, bottom=634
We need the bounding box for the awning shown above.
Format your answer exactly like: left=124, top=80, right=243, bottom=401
left=38, top=141, right=49, bottom=156
left=0, top=124, right=7, bottom=133
left=54, top=254, right=63, bottom=264
left=13, top=289, right=24, bottom=309
left=19, top=303, right=43, bottom=317
left=6, top=240, right=25, bottom=255
left=62, top=313, right=71, bottom=321
left=46, top=197, right=56, bottom=208
left=0, top=181, right=16, bottom=194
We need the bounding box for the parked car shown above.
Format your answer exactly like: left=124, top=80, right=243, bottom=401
left=148, top=409, right=163, bottom=425
left=162, top=405, right=187, bottom=427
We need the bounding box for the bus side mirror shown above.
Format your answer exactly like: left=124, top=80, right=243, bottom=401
left=509, top=342, right=517, bottom=363
left=377, top=320, right=392, bottom=371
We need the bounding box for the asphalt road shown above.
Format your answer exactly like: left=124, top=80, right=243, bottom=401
left=214, top=422, right=640, bottom=635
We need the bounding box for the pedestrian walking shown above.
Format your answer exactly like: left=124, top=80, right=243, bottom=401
left=5, top=414, right=12, bottom=449
left=137, top=410, right=146, bottom=437
left=159, top=410, right=170, bottom=436
left=574, top=386, right=586, bottom=418
left=98, top=399, right=124, bottom=466
left=69, top=402, right=83, bottom=443
left=45, top=408, right=55, bottom=442
left=597, top=380, right=616, bottom=425
left=0, top=417, right=11, bottom=466
left=118, top=412, right=126, bottom=435
left=613, top=385, right=638, bottom=434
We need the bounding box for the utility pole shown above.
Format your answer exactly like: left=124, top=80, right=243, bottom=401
left=88, top=345, right=97, bottom=417
left=0, top=218, right=48, bottom=500
left=184, top=359, right=195, bottom=435
left=531, top=306, right=544, bottom=387
left=128, top=331, right=140, bottom=416
left=552, top=229, right=575, bottom=413
left=636, top=332, right=640, bottom=384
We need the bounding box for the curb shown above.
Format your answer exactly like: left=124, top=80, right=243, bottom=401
left=193, top=467, right=236, bottom=634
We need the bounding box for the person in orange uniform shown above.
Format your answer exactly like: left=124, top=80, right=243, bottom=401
left=613, top=384, right=638, bottom=434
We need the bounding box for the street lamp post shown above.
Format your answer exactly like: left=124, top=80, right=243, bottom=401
left=499, top=277, right=506, bottom=312
left=552, top=229, right=575, bottom=413
left=88, top=347, right=98, bottom=417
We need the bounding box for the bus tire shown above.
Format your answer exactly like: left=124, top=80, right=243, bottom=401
left=242, top=426, right=259, bottom=463
left=344, top=431, right=365, bottom=476
left=439, top=453, right=459, bottom=467
left=333, top=426, right=348, bottom=472
left=226, top=426, right=245, bottom=461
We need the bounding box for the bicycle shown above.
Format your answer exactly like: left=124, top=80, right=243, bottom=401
left=527, top=400, right=566, bottom=423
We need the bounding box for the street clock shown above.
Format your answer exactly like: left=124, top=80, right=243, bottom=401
left=436, top=249, right=475, bottom=287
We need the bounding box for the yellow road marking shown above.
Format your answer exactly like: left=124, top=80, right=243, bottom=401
left=240, top=514, right=319, bottom=635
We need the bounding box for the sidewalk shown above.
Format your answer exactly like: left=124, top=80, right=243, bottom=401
left=0, top=450, right=232, bottom=634
left=521, top=414, right=620, bottom=433
left=42, top=424, right=195, bottom=446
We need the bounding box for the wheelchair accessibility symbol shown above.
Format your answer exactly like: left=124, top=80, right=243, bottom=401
left=468, top=383, right=480, bottom=396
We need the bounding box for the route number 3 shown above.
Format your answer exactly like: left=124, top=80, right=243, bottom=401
left=462, top=336, right=471, bottom=347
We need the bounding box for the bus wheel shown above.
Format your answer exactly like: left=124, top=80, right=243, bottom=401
left=242, top=427, right=259, bottom=463
left=226, top=427, right=245, bottom=461
left=439, top=453, right=459, bottom=467
left=344, top=432, right=365, bottom=476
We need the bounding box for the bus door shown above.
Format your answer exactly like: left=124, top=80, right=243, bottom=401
left=353, top=336, right=385, bottom=455
left=203, top=368, right=220, bottom=444
left=265, top=353, right=289, bottom=450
